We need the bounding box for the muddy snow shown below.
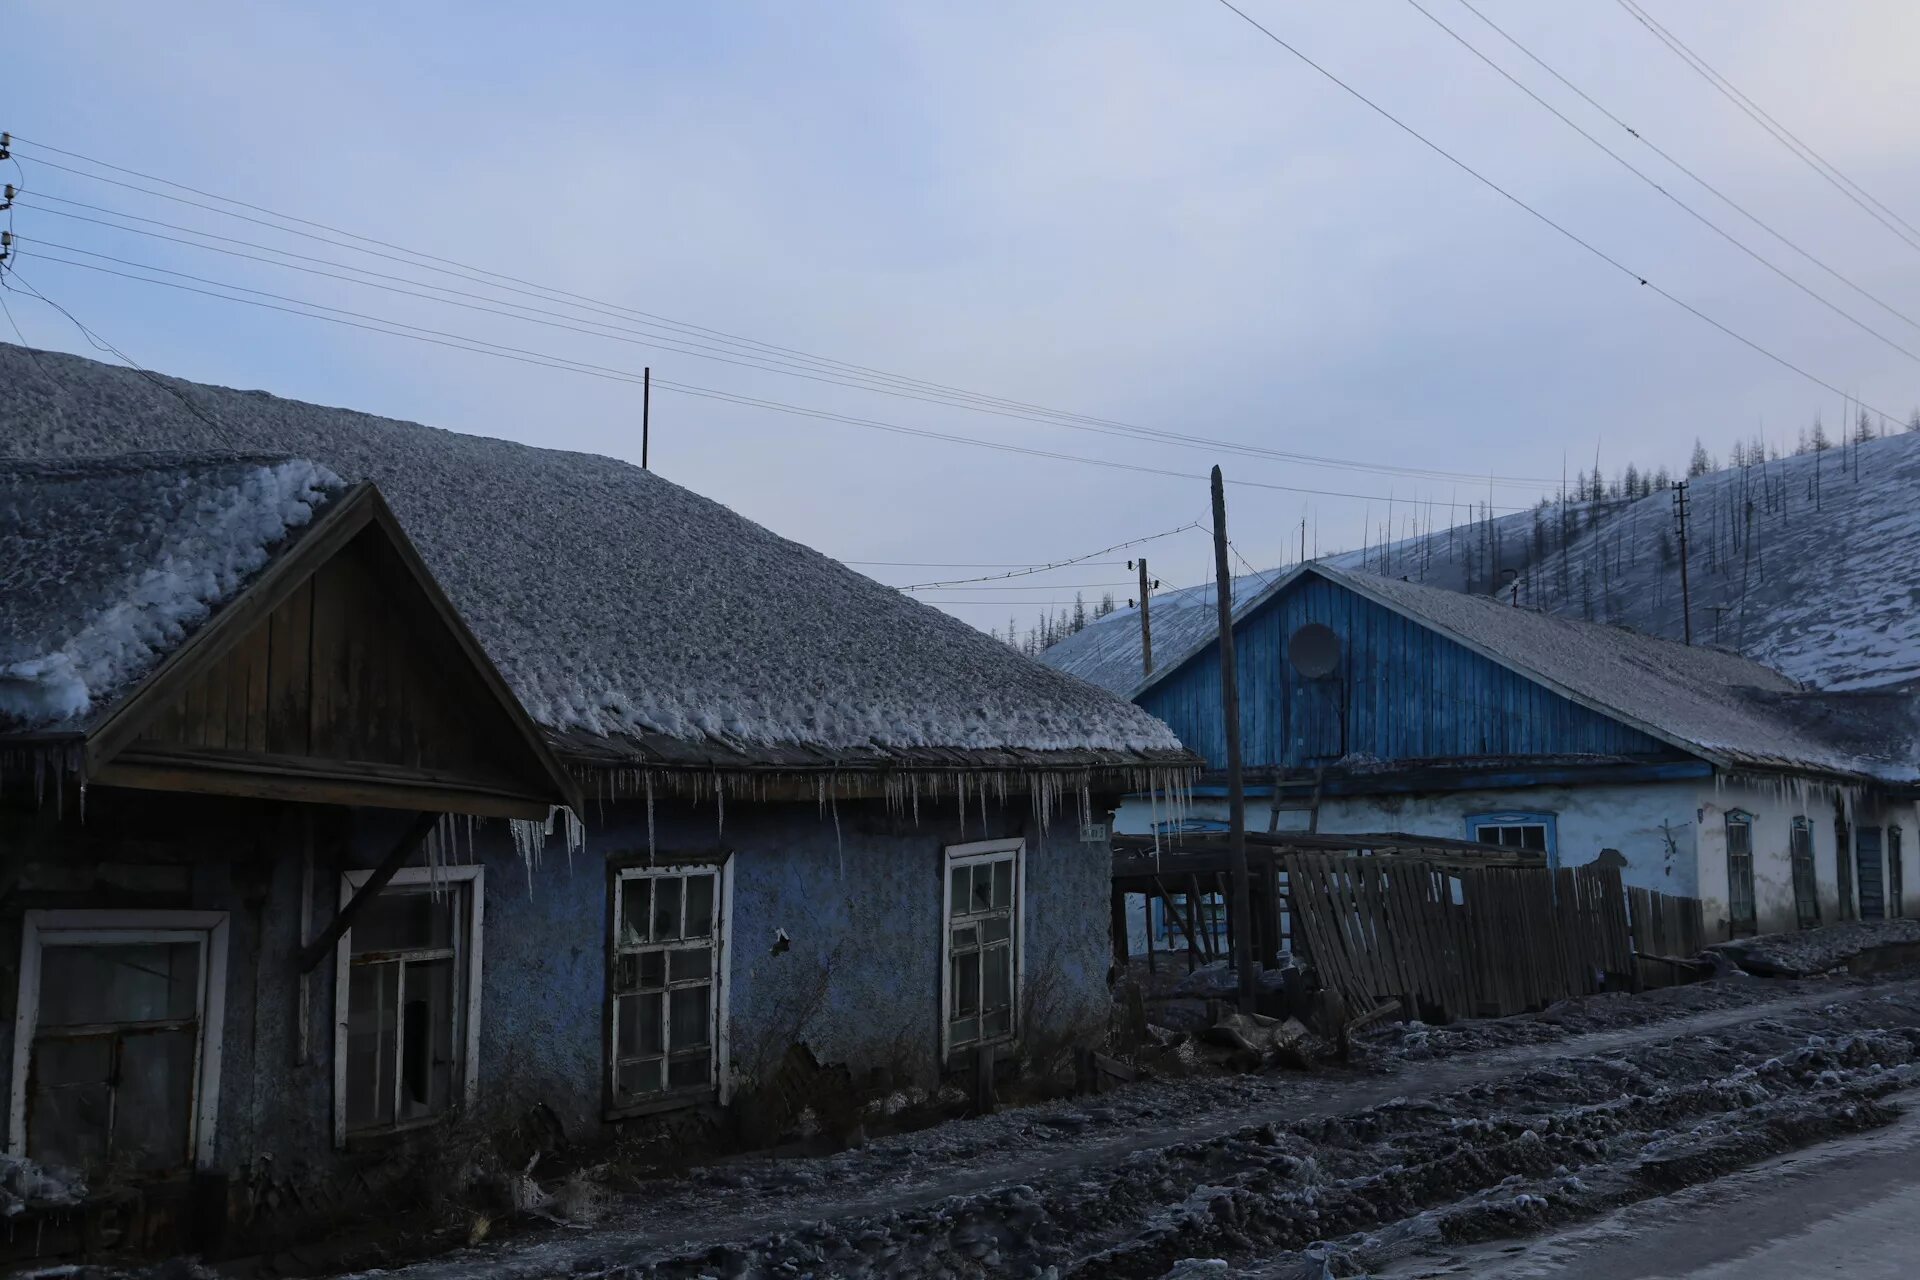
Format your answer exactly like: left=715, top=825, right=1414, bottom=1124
left=309, top=970, right=1920, bottom=1280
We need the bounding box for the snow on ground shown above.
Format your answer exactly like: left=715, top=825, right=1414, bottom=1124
left=1708, top=918, right=1920, bottom=978
left=0, top=343, right=1182, bottom=758
left=0, top=452, right=341, bottom=726
left=314, top=971, right=1920, bottom=1279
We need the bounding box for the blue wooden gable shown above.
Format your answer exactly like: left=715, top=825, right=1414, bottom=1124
left=1138, top=571, right=1677, bottom=772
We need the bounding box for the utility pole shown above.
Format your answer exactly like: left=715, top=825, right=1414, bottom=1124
left=1299, top=517, right=1307, bottom=565
left=642, top=366, right=651, bottom=470
left=1135, top=557, right=1154, bottom=677
left=1672, top=480, right=1692, bottom=645
left=1210, top=466, right=1255, bottom=1013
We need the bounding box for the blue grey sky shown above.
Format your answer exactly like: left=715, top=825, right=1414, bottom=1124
left=7, top=1, right=1919, bottom=628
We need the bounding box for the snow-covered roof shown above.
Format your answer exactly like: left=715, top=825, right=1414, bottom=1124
left=1039, top=569, right=1273, bottom=697
left=0, top=344, right=1187, bottom=771
left=0, top=452, right=342, bottom=728
left=1050, top=559, right=1919, bottom=783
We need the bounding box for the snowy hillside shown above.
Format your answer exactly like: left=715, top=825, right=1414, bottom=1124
left=1342, top=432, right=1920, bottom=691
left=1044, top=430, right=1920, bottom=695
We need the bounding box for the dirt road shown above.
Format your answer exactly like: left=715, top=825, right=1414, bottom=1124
left=355, top=972, right=1920, bottom=1279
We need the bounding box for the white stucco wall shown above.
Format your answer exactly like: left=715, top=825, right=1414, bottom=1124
left=1695, top=777, right=1919, bottom=938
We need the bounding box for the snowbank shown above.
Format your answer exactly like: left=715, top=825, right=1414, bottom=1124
left=0, top=1152, right=85, bottom=1217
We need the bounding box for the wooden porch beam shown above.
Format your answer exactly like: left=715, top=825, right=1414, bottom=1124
left=296, top=811, right=440, bottom=973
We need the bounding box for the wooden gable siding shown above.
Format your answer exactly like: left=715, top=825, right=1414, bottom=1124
left=132, top=527, right=534, bottom=789
left=1138, top=574, right=1673, bottom=772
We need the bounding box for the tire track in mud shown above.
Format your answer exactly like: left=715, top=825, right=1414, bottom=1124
left=371, top=977, right=1920, bottom=1280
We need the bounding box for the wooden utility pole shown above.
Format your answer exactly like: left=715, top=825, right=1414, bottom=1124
left=642, top=366, right=652, bottom=470
left=1672, top=481, right=1692, bottom=645
left=1210, top=466, right=1255, bottom=1012
left=1137, top=557, right=1153, bottom=677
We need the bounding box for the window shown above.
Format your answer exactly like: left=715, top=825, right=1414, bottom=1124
left=943, top=839, right=1024, bottom=1059
left=1857, top=826, right=1887, bottom=921
left=1726, top=811, right=1757, bottom=937
left=334, top=866, right=482, bottom=1144
left=1466, top=812, right=1558, bottom=864
left=608, top=861, right=731, bottom=1113
left=9, top=911, right=229, bottom=1174
left=1892, top=827, right=1906, bottom=919
left=1790, top=817, right=1820, bottom=931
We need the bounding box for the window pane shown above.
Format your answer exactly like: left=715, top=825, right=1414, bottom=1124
left=669, top=986, right=711, bottom=1050
left=981, top=915, right=1011, bottom=944
left=971, top=865, right=994, bottom=913
left=637, top=951, right=666, bottom=990
left=1521, top=826, right=1547, bottom=851
left=993, top=860, right=1014, bottom=910
left=613, top=952, right=639, bottom=993
left=619, top=991, right=663, bottom=1057
left=684, top=875, right=715, bottom=939
left=950, top=1015, right=979, bottom=1046
left=37, top=943, right=199, bottom=1026
left=346, top=962, right=399, bottom=1130
left=983, top=945, right=1012, bottom=1012
left=620, top=878, right=651, bottom=946
left=353, top=891, right=454, bottom=956
left=27, top=1074, right=110, bottom=1173
left=617, top=1058, right=662, bottom=1098
left=951, top=925, right=978, bottom=951
left=950, top=866, right=968, bottom=911
left=953, top=951, right=980, bottom=1015
left=113, top=1028, right=196, bottom=1170
left=30, top=1036, right=112, bottom=1088
left=653, top=878, right=683, bottom=942
left=983, top=1007, right=1011, bottom=1038
left=399, top=957, right=456, bottom=1122
left=669, top=947, right=711, bottom=982
left=668, top=1052, right=709, bottom=1089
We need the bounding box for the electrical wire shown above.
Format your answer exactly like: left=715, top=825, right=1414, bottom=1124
left=12, top=247, right=1535, bottom=509
left=1208, top=0, right=1910, bottom=430
left=893, top=522, right=1201, bottom=589
left=1614, top=0, right=1920, bottom=256
left=6, top=138, right=1563, bottom=488
left=20, top=216, right=1552, bottom=489
left=1452, top=0, right=1920, bottom=336
left=1401, top=0, right=1920, bottom=366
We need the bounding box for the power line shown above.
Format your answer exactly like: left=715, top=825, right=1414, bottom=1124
left=23, top=216, right=1555, bottom=491
left=7, top=138, right=1561, bottom=489
left=893, top=522, right=1201, bottom=589
left=848, top=559, right=1131, bottom=568
left=900, top=582, right=1137, bottom=592
left=1401, top=0, right=1920, bottom=366
left=1452, top=0, right=1920, bottom=337
left=12, top=247, right=1534, bottom=509
left=1207, top=0, right=1909, bottom=431
left=1614, top=0, right=1920, bottom=256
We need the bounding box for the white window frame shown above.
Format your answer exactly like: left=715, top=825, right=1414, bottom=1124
left=332, top=865, right=483, bottom=1147
left=606, top=859, right=734, bottom=1117
left=9, top=909, right=230, bottom=1171
left=940, top=838, right=1026, bottom=1062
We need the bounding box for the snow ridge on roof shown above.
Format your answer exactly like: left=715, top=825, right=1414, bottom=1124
left=0, top=344, right=1183, bottom=762
left=0, top=451, right=342, bottom=727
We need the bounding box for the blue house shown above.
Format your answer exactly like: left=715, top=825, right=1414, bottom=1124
left=1043, top=562, right=1920, bottom=945
left=0, top=343, right=1193, bottom=1252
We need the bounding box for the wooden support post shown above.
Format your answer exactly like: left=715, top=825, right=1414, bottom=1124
left=642, top=366, right=652, bottom=470
left=1137, top=557, right=1154, bottom=676
left=1211, top=466, right=1256, bottom=1013
left=1110, top=884, right=1131, bottom=970
left=295, top=811, right=440, bottom=973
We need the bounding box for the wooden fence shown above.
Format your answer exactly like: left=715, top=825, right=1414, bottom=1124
left=1284, top=854, right=1642, bottom=1022
left=1624, top=885, right=1707, bottom=987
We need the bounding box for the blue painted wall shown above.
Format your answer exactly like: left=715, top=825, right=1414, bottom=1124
left=0, top=788, right=1113, bottom=1183
left=1140, top=572, right=1674, bottom=770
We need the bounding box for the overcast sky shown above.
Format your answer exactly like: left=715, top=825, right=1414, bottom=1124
left=8, top=1, right=1920, bottom=630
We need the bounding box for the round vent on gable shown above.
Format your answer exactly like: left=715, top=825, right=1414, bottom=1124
left=1288, top=623, right=1341, bottom=678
